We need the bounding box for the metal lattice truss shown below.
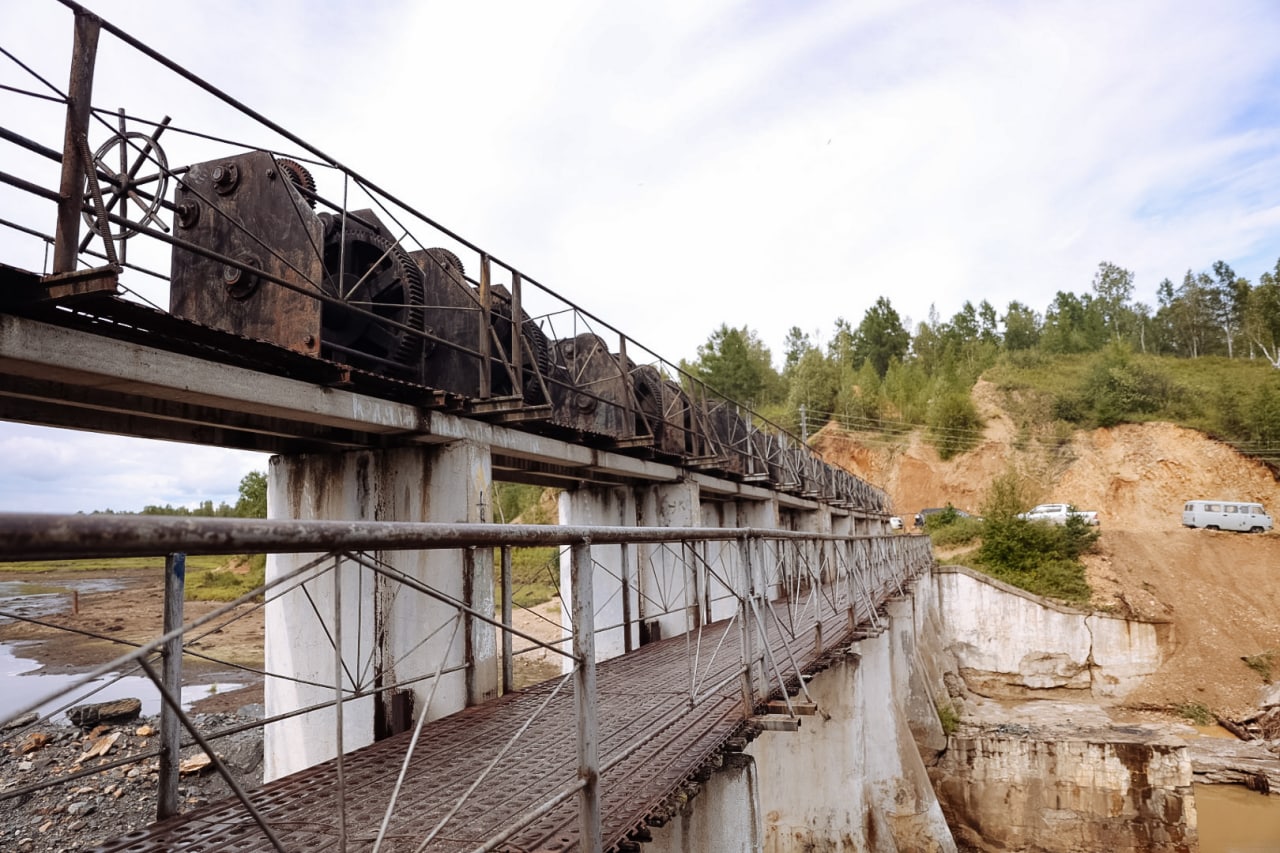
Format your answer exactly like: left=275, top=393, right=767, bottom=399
left=0, top=2, right=892, bottom=516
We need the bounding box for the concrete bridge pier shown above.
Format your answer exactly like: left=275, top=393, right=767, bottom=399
left=558, top=480, right=703, bottom=663
left=263, top=441, right=497, bottom=780
left=645, top=576, right=957, bottom=853
left=746, top=576, right=955, bottom=853
left=557, top=485, right=639, bottom=662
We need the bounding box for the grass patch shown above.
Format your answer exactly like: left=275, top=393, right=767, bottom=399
left=0, top=555, right=229, bottom=573
left=1177, top=702, right=1215, bottom=726
left=972, top=558, right=1092, bottom=604
left=1243, top=650, right=1276, bottom=683
left=927, top=515, right=983, bottom=549
left=186, top=554, right=266, bottom=602
left=936, top=701, right=960, bottom=736
left=986, top=350, right=1280, bottom=466
left=496, top=546, right=560, bottom=608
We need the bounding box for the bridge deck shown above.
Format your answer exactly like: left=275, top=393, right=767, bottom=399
left=87, top=586, right=878, bottom=853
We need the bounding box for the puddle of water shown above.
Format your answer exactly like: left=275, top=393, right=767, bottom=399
left=0, top=645, right=243, bottom=724
left=0, top=577, right=135, bottom=624
left=1195, top=783, right=1280, bottom=852
left=0, top=578, right=247, bottom=724
left=1193, top=724, right=1244, bottom=740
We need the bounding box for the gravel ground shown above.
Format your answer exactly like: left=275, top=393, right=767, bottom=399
left=0, top=705, right=264, bottom=852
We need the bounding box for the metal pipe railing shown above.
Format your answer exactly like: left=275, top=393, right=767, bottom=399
left=0, top=510, right=930, bottom=852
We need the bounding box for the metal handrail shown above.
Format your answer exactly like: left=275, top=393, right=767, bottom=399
left=0, top=513, right=912, bottom=560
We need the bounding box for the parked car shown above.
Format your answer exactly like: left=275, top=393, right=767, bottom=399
left=1018, top=503, right=1099, bottom=526
left=889, top=516, right=904, bottom=530
left=1182, top=500, right=1272, bottom=533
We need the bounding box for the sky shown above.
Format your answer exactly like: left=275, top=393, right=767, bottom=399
left=3, top=0, right=1280, bottom=512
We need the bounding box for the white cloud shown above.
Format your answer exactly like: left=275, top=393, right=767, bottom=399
left=3, top=0, right=1280, bottom=512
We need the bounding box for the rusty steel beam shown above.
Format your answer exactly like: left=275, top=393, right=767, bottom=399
left=52, top=9, right=100, bottom=273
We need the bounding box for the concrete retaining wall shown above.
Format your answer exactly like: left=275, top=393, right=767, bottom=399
left=933, top=732, right=1196, bottom=852
left=934, top=566, right=1166, bottom=700
left=736, top=581, right=956, bottom=853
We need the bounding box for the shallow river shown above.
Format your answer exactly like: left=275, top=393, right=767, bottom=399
left=1196, top=783, right=1280, bottom=852
left=0, top=579, right=242, bottom=722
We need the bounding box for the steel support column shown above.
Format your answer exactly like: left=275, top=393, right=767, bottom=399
left=53, top=9, right=100, bottom=273
left=571, top=540, right=601, bottom=852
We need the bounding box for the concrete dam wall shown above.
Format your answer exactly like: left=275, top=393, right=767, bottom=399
left=640, top=564, right=1191, bottom=852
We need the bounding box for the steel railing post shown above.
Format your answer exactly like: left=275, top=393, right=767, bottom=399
left=157, top=552, right=184, bottom=820
left=737, top=536, right=757, bottom=713
left=53, top=9, right=100, bottom=273
left=570, top=539, right=601, bottom=852
left=501, top=546, right=514, bottom=693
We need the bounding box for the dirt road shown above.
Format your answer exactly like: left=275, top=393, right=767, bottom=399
left=1089, top=527, right=1280, bottom=717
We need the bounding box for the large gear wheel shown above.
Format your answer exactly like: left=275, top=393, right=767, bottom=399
left=275, top=157, right=316, bottom=208
left=425, top=247, right=465, bottom=280
left=321, top=227, right=425, bottom=369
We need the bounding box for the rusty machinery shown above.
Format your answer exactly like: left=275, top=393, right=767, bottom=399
left=167, top=149, right=868, bottom=501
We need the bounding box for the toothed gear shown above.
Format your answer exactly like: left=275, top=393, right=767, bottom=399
left=321, top=226, right=425, bottom=368
left=276, top=158, right=316, bottom=208
left=425, top=247, right=465, bottom=279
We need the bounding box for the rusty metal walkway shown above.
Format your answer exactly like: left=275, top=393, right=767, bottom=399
left=88, top=586, right=889, bottom=852
left=0, top=515, right=930, bottom=853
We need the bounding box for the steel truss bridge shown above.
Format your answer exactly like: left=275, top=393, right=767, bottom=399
left=0, top=515, right=930, bottom=852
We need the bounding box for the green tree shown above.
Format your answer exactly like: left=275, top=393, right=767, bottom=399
left=1246, top=265, right=1280, bottom=368
left=235, top=470, right=268, bottom=518
left=910, top=306, right=946, bottom=377
left=786, top=348, right=840, bottom=435
left=1041, top=291, right=1105, bottom=354
left=782, top=326, right=816, bottom=377
left=834, top=359, right=886, bottom=427
left=1002, top=301, right=1041, bottom=351
left=852, top=297, right=910, bottom=378
left=827, top=317, right=856, bottom=370
left=1208, top=261, right=1250, bottom=358
left=926, top=391, right=982, bottom=460
left=977, top=300, right=1001, bottom=347
left=1091, top=261, right=1135, bottom=343
left=1157, top=270, right=1214, bottom=357
left=680, top=324, right=782, bottom=406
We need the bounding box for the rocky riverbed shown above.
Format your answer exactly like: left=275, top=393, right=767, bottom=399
left=0, top=705, right=264, bottom=852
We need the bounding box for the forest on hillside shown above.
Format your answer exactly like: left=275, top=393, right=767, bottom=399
left=680, top=259, right=1280, bottom=463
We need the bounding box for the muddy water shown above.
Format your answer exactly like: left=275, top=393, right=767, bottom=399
left=1195, top=783, right=1280, bottom=852
left=0, top=644, right=243, bottom=722
left=0, top=579, right=244, bottom=722
left=0, top=576, right=135, bottom=624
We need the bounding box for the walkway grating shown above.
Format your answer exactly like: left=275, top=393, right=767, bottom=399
left=85, top=580, right=886, bottom=853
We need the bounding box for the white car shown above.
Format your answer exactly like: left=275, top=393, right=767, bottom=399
left=889, top=516, right=904, bottom=530
left=1018, top=503, right=1099, bottom=526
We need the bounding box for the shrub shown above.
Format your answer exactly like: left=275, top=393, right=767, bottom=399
left=927, top=392, right=983, bottom=460
left=1243, top=650, right=1276, bottom=683
left=936, top=701, right=960, bottom=736
left=1177, top=702, right=1214, bottom=726
left=186, top=554, right=266, bottom=602
left=926, top=511, right=983, bottom=549
left=966, top=473, right=1095, bottom=603
left=1079, top=346, right=1179, bottom=427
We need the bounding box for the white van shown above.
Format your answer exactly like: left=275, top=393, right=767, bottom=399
left=1182, top=500, right=1273, bottom=533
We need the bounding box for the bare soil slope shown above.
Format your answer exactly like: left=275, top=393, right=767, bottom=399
left=813, top=386, right=1280, bottom=718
